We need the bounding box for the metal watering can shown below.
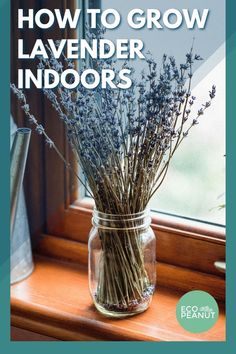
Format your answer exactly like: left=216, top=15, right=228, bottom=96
left=10, top=127, right=34, bottom=284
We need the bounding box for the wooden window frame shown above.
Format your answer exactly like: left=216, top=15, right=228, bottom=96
left=11, top=0, right=225, bottom=289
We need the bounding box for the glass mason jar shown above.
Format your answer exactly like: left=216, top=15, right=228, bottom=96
left=88, top=209, right=156, bottom=318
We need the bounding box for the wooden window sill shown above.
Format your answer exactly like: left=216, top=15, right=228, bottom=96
left=11, top=255, right=226, bottom=342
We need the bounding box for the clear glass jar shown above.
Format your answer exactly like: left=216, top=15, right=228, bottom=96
left=88, top=209, right=156, bottom=318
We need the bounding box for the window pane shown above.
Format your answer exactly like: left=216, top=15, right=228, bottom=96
left=81, top=0, right=225, bottom=225
left=149, top=56, right=225, bottom=225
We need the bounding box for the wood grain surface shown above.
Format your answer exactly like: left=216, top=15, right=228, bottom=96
left=11, top=256, right=226, bottom=341
left=37, top=234, right=225, bottom=301
left=11, top=326, right=58, bottom=341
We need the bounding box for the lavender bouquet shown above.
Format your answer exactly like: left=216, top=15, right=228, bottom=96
left=11, top=31, right=216, bottom=315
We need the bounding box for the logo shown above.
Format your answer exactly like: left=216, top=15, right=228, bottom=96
left=176, top=290, right=219, bottom=333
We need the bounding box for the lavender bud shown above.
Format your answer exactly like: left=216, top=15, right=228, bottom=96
left=35, top=124, right=44, bottom=135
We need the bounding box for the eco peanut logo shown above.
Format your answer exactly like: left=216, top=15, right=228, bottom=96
left=176, top=290, right=219, bottom=333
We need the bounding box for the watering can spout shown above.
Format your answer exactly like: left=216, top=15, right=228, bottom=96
left=10, top=128, right=31, bottom=235
left=10, top=128, right=34, bottom=284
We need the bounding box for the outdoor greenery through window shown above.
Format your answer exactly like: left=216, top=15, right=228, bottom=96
left=149, top=54, right=225, bottom=225
left=79, top=0, right=225, bottom=226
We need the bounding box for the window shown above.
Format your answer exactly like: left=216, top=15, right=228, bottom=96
left=149, top=52, right=225, bottom=225
left=80, top=0, right=226, bottom=227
